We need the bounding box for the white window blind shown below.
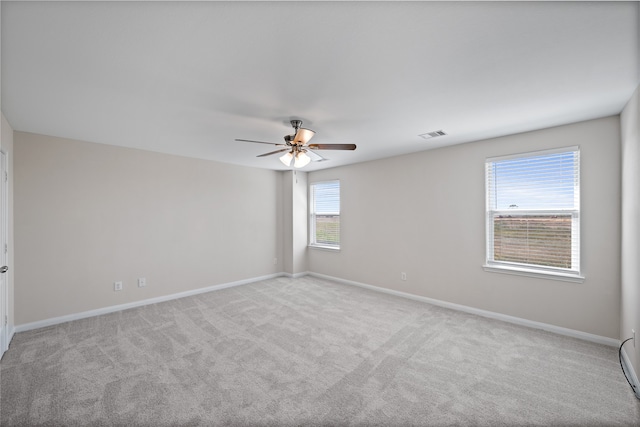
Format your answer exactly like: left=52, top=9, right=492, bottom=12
left=485, top=147, right=581, bottom=279
left=310, top=180, right=340, bottom=249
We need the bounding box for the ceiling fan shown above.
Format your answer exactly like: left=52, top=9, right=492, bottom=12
left=235, top=120, right=356, bottom=168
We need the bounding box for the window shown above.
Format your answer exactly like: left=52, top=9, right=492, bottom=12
left=310, top=180, right=340, bottom=249
left=485, top=147, right=582, bottom=281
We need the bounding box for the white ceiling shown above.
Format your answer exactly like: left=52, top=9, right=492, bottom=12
left=2, top=1, right=638, bottom=171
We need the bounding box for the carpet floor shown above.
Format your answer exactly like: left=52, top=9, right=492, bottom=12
left=1, top=276, right=639, bottom=426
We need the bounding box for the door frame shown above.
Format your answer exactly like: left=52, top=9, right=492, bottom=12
left=0, top=150, right=9, bottom=358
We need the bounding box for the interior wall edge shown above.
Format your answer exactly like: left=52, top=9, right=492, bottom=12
left=621, top=346, right=640, bottom=400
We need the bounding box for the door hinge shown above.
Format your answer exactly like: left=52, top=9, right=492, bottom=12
left=4, top=315, right=6, bottom=326
left=4, top=172, right=7, bottom=182
left=4, top=244, right=7, bottom=254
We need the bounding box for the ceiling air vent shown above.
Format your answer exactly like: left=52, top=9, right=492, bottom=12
left=418, top=130, right=447, bottom=140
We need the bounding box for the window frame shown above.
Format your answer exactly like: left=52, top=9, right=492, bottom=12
left=309, top=180, right=341, bottom=250
left=483, top=146, right=584, bottom=282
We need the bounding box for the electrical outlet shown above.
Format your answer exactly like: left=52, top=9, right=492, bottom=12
left=401, top=272, right=407, bottom=281
left=138, top=277, right=146, bottom=288
left=273, top=258, right=278, bottom=265
left=114, top=281, right=123, bottom=291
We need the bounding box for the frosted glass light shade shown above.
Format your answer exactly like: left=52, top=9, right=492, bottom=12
left=279, top=151, right=293, bottom=166
left=294, top=152, right=311, bottom=168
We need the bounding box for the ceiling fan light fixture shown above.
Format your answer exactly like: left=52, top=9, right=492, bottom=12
left=294, top=151, right=311, bottom=168
left=237, top=118, right=356, bottom=168
left=279, top=151, right=293, bottom=166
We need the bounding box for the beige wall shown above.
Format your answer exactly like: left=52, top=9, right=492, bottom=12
left=621, top=85, right=640, bottom=374
left=1, top=114, right=14, bottom=331
left=9, top=114, right=629, bottom=341
left=14, top=132, right=282, bottom=324
left=309, top=116, right=621, bottom=339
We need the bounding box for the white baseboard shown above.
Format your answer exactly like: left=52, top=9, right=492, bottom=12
left=10, top=271, right=622, bottom=350
left=6, top=270, right=639, bottom=401
left=621, top=347, right=640, bottom=400
left=283, top=271, right=310, bottom=279
left=0, top=326, right=16, bottom=361
left=308, top=272, right=620, bottom=348
left=14, top=273, right=286, bottom=333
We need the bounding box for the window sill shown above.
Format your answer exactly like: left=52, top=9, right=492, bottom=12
left=308, top=244, right=340, bottom=252
left=483, top=264, right=585, bottom=283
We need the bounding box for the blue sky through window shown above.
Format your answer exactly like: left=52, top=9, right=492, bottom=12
left=490, top=151, right=578, bottom=210
left=313, top=181, right=340, bottom=214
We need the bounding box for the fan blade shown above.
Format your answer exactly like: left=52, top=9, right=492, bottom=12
left=236, top=138, right=284, bottom=146
left=308, top=144, right=356, bottom=150
left=293, top=128, right=315, bottom=145
left=257, top=149, right=289, bottom=158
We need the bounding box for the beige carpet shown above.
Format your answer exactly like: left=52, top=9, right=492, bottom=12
left=1, top=276, right=639, bottom=426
